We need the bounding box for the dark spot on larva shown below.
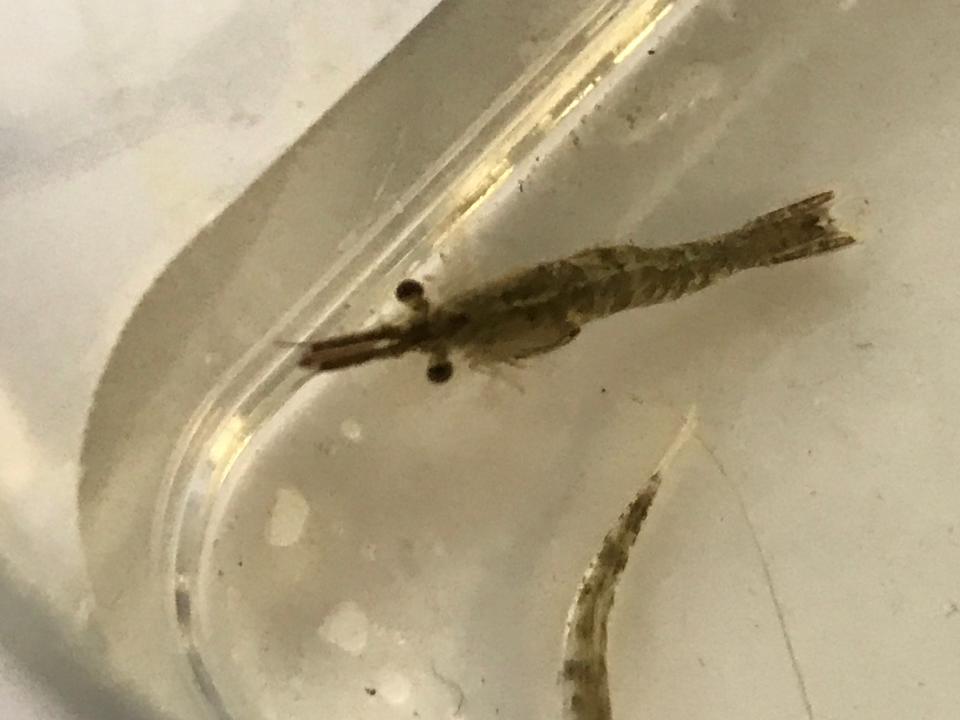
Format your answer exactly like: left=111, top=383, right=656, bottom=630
left=365, top=687, right=377, bottom=696
left=597, top=543, right=628, bottom=573
left=647, top=48, right=656, bottom=55
left=623, top=487, right=657, bottom=534
left=577, top=613, right=594, bottom=639
left=563, top=659, right=591, bottom=680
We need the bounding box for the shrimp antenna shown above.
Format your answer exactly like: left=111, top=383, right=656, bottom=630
left=288, top=277, right=435, bottom=376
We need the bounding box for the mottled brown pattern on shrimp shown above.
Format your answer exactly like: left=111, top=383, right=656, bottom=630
left=559, top=410, right=697, bottom=720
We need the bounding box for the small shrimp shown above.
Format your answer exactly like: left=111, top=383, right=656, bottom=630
left=297, top=191, right=855, bottom=383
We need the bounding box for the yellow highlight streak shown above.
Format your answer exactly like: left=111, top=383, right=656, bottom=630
left=207, top=415, right=250, bottom=491
left=460, top=163, right=515, bottom=221
left=556, top=81, right=597, bottom=122
left=613, top=2, right=675, bottom=65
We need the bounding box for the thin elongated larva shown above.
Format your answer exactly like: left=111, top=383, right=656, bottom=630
left=297, top=192, right=856, bottom=383
left=560, top=407, right=698, bottom=720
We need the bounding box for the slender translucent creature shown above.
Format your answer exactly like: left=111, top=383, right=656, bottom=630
left=297, top=192, right=855, bottom=383
left=560, top=408, right=697, bottom=720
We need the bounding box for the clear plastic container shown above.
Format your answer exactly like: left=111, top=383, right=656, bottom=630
left=76, top=0, right=960, bottom=718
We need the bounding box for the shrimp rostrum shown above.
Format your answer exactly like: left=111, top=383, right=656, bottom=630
left=298, top=191, right=856, bottom=383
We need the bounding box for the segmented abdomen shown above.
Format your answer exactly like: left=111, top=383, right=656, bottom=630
left=560, top=244, right=738, bottom=321
left=565, top=190, right=853, bottom=321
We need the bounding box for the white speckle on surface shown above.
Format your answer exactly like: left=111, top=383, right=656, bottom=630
left=340, top=418, right=363, bottom=442
left=839, top=0, right=857, bottom=10
left=319, top=601, right=369, bottom=655
left=265, top=487, right=310, bottom=547
left=377, top=668, right=412, bottom=705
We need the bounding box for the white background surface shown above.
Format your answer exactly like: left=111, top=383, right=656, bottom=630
left=7, top=2, right=960, bottom=719
left=0, top=2, right=439, bottom=716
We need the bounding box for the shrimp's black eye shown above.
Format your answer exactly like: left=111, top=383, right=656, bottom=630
left=395, top=279, right=425, bottom=303
left=427, top=361, right=454, bottom=384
